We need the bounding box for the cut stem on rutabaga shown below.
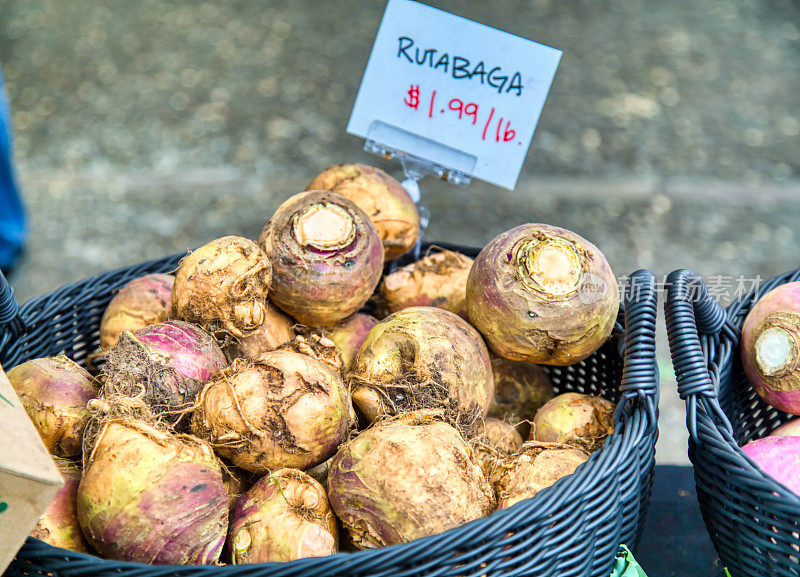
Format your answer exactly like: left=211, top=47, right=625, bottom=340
left=466, top=224, right=619, bottom=366
left=306, top=163, right=420, bottom=261
left=259, top=191, right=384, bottom=327
left=741, top=282, right=800, bottom=414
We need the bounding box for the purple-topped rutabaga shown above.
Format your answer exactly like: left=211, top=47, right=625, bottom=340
left=229, top=469, right=337, bottom=563
left=99, top=273, right=174, bottom=351
left=259, top=190, right=384, bottom=327
left=171, top=235, right=273, bottom=339
left=741, top=282, right=800, bottom=415
left=77, top=420, right=228, bottom=564
left=192, top=350, right=350, bottom=474
left=326, top=313, right=378, bottom=372
left=348, top=306, right=494, bottom=434
left=32, top=457, right=89, bottom=552
left=741, top=435, right=800, bottom=496
left=7, top=356, right=97, bottom=457
left=102, top=320, right=227, bottom=423
left=327, top=411, right=495, bottom=548
left=466, top=224, right=619, bottom=366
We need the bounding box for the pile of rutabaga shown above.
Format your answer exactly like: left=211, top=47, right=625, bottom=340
left=8, top=162, right=621, bottom=565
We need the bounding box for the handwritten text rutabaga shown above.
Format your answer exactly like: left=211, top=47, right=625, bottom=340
left=397, top=36, right=524, bottom=97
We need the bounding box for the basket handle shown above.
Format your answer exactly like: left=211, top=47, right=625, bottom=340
left=0, top=270, right=25, bottom=350
left=617, top=269, right=659, bottom=435
left=664, top=269, right=736, bottom=442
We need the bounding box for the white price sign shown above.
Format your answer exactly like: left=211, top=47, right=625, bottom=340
left=347, top=0, right=562, bottom=190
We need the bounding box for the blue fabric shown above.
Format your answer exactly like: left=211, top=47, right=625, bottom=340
left=0, top=62, right=26, bottom=272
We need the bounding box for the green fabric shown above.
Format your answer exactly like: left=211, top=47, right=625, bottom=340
left=610, top=546, right=648, bottom=577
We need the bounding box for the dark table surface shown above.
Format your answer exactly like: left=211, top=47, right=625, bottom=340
left=636, top=465, right=726, bottom=577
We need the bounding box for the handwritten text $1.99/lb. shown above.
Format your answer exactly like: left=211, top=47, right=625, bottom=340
left=403, top=84, right=520, bottom=145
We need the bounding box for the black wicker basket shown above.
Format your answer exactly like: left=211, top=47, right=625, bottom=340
left=0, top=245, right=659, bottom=577
left=665, top=268, right=800, bottom=577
